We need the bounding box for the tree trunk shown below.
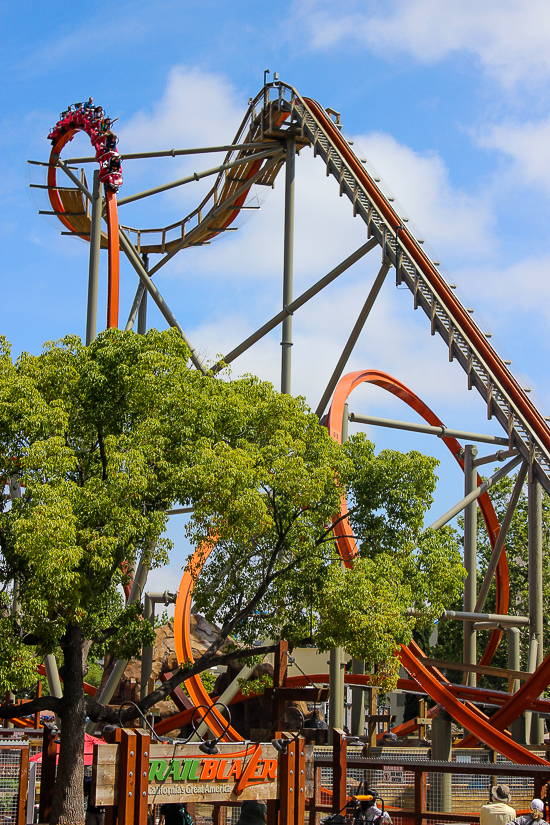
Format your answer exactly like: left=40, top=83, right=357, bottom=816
left=50, top=624, right=87, bottom=825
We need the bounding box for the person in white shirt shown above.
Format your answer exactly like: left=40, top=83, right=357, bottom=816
left=507, top=798, right=549, bottom=825
left=480, top=784, right=516, bottom=825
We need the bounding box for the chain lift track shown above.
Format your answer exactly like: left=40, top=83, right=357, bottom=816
left=280, top=87, right=550, bottom=496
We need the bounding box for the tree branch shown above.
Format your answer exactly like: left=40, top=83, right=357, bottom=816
left=0, top=695, right=63, bottom=719
left=97, top=427, right=108, bottom=481
left=85, top=640, right=291, bottom=723
left=315, top=504, right=360, bottom=545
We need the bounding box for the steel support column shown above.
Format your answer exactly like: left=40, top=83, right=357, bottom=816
left=140, top=594, right=155, bottom=702
left=281, top=135, right=295, bottom=394
left=44, top=654, right=63, bottom=700
left=86, top=559, right=149, bottom=733
left=431, top=709, right=452, bottom=812
left=9, top=478, right=21, bottom=618
left=528, top=473, right=544, bottom=744
left=138, top=254, right=148, bottom=335
left=463, top=445, right=478, bottom=687
left=351, top=659, right=365, bottom=736
left=86, top=171, right=102, bottom=345
left=475, top=463, right=527, bottom=613
left=329, top=648, right=345, bottom=745
left=315, top=260, right=390, bottom=419
left=508, top=627, right=526, bottom=744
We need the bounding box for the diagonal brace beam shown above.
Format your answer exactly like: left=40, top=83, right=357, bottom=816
left=116, top=148, right=280, bottom=207
left=315, top=257, right=390, bottom=419
left=126, top=283, right=146, bottom=331
left=474, top=462, right=527, bottom=613
left=63, top=142, right=279, bottom=165
left=54, top=157, right=92, bottom=201
left=211, top=238, right=378, bottom=374
left=428, top=455, right=523, bottom=532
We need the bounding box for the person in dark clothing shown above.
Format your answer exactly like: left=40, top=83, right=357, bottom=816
left=83, top=776, right=105, bottom=825
left=158, top=802, right=193, bottom=825
left=235, top=800, right=267, bottom=825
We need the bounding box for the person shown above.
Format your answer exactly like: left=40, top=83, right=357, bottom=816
left=363, top=803, right=392, bottom=824
left=507, top=800, right=548, bottom=825
left=83, top=775, right=105, bottom=825
left=158, top=802, right=193, bottom=825
left=235, top=801, right=267, bottom=825
left=481, top=785, right=516, bottom=825
left=104, top=132, right=118, bottom=152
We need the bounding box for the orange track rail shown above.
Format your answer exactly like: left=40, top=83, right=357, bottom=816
left=48, top=124, right=120, bottom=328
left=172, top=369, right=515, bottom=751
left=105, top=189, right=119, bottom=328
left=325, top=368, right=509, bottom=665
left=173, top=540, right=243, bottom=742
left=459, top=646, right=550, bottom=747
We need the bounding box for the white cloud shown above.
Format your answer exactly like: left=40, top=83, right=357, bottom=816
left=456, top=255, right=550, bottom=321
left=352, top=132, right=495, bottom=261
left=293, top=0, right=550, bottom=87
left=159, top=129, right=494, bottom=294
left=477, top=118, right=550, bottom=193
left=117, top=66, right=243, bottom=152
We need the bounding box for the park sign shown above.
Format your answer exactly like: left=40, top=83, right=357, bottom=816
left=93, top=741, right=299, bottom=804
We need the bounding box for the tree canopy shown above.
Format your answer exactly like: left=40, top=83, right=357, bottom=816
left=0, top=328, right=464, bottom=824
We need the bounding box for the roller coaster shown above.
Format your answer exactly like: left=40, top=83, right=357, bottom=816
left=28, top=80, right=550, bottom=766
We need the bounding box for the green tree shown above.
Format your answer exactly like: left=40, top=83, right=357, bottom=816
left=0, top=329, right=464, bottom=824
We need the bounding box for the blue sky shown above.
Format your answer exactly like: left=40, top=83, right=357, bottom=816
left=3, top=0, right=550, bottom=593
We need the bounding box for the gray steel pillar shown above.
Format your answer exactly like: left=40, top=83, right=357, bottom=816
left=281, top=135, right=295, bottom=395
left=138, top=254, right=148, bottom=335
left=528, top=474, right=544, bottom=744
left=507, top=627, right=526, bottom=744
left=351, top=660, right=365, bottom=735
left=86, top=171, right=102, bottom=346
left=44, top=654, right=63, bottom=699
left=328, top=647, right=345, bottom=745
left=140, top=594, right=154, bottom=702
left=431, top=708, right=452, bottom=812
left=463, top=445, right=478, bottom=687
